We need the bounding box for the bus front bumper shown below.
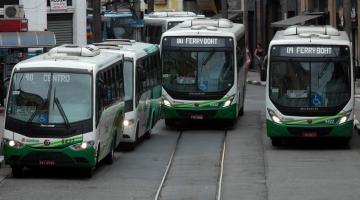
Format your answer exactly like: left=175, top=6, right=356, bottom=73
left=266, top=120, right=353, bottom=138
left=3, top=144, right=96, bottom=168
left=162, top=104, right=237, bottom=120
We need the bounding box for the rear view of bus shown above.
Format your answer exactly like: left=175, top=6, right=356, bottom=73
left=266, top=26, right=354, bottom=146
left=3, top=45, right=125, bottom=177
left=161, top=19, right=247, bottom=126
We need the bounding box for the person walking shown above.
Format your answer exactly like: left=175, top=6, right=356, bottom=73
left=254, top=43, right=266, bottom=81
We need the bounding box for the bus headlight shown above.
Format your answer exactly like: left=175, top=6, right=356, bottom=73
left=3, top=139, right=24, bottom=149
left=162, top=99, right=171, bottom=107
left=268, top=109, right=282, bottom=124
left=123, top=119, right=134, bottom=127
left=70, top=141, right=95, bottom=150
left=222, top=96, right=235, bottom=107
left=338, top=111, right=352, bottom=125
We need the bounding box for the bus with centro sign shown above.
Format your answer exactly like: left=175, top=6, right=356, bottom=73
left=161, top=18, right=247, bottom=126
left=266, top=25, right=354, bottom=146
left=3, top=44, right=125, bottom=177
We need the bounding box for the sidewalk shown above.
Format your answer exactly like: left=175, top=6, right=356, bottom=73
left=246, top=71, right=266, bottom=86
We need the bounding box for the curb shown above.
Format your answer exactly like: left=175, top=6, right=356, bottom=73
left=247, top=80, right=266, bottom=86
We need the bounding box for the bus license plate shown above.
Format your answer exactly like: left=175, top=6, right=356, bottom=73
left=190, top=114, right=203, bottom=120
left=302, top=132, right=317, bottom=138
left=39, top=160, right=56, bottom=166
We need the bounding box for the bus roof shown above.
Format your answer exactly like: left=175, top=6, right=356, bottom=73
left=14, top=44, right=123, bottom=72
left=92, top=40, right=159, bottom=61
left=144, top=11, right=205, bottom=25
left=270, top=25, right=351, bottom=46
left=161, top=18, right=245, bottom=40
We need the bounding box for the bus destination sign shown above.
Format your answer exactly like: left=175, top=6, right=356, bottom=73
left=272, top=46, right=346, bottom=57
left=167, top=37, right=232, bottom=48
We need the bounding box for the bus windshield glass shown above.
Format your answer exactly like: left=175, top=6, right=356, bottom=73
left=269, top=45, right=351, bottom=108
left=7, top=72, right=92, bottom=124
left=162, top=37, right=234, bottom=94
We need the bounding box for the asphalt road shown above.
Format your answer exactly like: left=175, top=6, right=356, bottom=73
left=1, top=84, right=360, bottom=200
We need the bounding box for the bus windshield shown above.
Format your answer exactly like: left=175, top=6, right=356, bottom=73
left=162, top=50, right=234, bottom=93
left=269, top=49, right=351, bottom=108
left=7, top=72, right=92, bottom=124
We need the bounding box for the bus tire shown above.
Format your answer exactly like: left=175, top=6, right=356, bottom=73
left=11, top=165, right=23, bottom=178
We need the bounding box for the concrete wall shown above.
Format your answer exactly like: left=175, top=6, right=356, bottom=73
left=20, top=0, right=47, bottom=31
left=73, top=0, right=87, bottom=46
left=20, top=0, right=87, bottom=46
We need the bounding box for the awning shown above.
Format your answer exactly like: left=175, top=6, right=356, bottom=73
left=0, top=31, right=56, bottom=48
left=272, top=15, right=322, bottom=28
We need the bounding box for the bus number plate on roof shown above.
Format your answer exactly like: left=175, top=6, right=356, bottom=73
left=271, top=46, right=347, bottom=57
left=167, top=37, right=232, bottom=48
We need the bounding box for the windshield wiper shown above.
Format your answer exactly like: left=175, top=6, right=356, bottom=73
left=54, top=97, right=70, bottom=129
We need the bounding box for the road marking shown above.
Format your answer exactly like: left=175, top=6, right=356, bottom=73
left=154, top=132, right=182, bottom=200
left=216, top=132, right=227, bottom=200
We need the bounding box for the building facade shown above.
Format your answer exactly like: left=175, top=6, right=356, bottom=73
left=244, top=0, right=359, bottom=68
left=14, top=0, right=87, bottom=46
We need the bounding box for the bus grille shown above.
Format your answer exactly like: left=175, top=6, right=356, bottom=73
left=287, top=127, right=333, bottom=137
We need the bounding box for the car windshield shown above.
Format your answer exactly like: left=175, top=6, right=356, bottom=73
left=7, top=72, right=92, bottom=124
left=162, top=50, right=234, bottom=93
left=269, top=61, right=351, bottom=108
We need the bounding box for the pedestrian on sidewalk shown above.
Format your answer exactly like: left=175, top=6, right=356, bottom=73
left=254, top=43, right=266, bottom=81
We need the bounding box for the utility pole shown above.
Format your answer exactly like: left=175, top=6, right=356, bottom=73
left=221, top=0, right=228, bottom=18
left=92, top=0, right=101, bottom=43
left=147, top=0, right=154, bottom=13
left=343, top=0, right=352, bottom=40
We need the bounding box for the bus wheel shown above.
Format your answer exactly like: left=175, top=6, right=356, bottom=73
left=11, top=165, right=24, bottom=178
left=271, top=138, right=283, bottom=147
left=105, top=136, right=116, bottom=165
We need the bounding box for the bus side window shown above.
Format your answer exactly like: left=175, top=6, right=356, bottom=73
left=136, top=63, right=145, bottom=106
left=96, top=74, right=106, bottom=126
left=237, top=38, right=245, bottom=69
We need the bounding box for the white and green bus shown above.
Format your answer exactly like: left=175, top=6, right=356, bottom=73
left=161, top=18, right=247, bottom=126
left=3, top=44, right=125, bottom=177
left=144, top=11, right=204, bottom=44
left=266, top=26, right=354, bottom=146
left=94, top=40, right=162, bottom=150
